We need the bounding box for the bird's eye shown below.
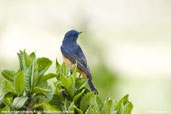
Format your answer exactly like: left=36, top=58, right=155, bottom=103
left=74, top=33, right=78, bottom=37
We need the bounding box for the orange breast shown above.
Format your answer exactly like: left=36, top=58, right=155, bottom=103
left=63, top=55, right=73, bottom=69
left=62, top=55, right=87, bottom=79
left=77, top=68, right=87, bottom=79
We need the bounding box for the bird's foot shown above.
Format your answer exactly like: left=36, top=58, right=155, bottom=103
left=70, top=70, right=72, bottom=76
left=79, top=73, right=81, bottom=78
left=93, top=88, right=99, bottom=95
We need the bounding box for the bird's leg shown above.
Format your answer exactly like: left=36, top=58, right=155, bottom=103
left=70, top=70, right=72, bottom=76
left=79, top=73, right=81, bottom=78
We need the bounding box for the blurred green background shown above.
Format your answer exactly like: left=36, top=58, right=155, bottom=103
left=0, top=0, right=171, bottom=114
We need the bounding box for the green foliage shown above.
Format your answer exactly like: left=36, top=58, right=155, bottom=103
left=101, top=98, right=113, bottom=114
left=0, top=50, right=133, bottom=114
left=14, top=71, right=25, bottom=95
left=1, top=80, right=15, bottom=94
left=0, top=50, right=54, bottom=113
left=80, top=92, right=94, bottom=112
left=1, top=70, right=15, bottom=82
left=114, top=95, right=133, bottom=114
left=13, top=96, right=28, bottom=109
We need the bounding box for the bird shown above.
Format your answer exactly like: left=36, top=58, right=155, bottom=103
left=60, top=30, right=98, bottom=94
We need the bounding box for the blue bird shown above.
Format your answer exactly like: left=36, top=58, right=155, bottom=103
left=61, top=30, right=98, bottom=94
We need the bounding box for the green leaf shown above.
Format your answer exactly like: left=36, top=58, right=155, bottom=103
left=75, top=78, right=87, bottom=90
left=32, top=94, right=51, bottom=109
left=45, top=87, right=53, bottom=101
left=56, top=59, right=60, bottom=73
left=14, top=71, right=25, bottom=94
left=33, top=86, right=53, bottom=100
left=80, top=92, right=94, bottom=113
left=85, top=105, right=97, bottom=114
left=60, top=75, right=75, bottom=97
left=69, top=76, right=76, bottom=96
left=17, top=50, right=36, bottom=92
left=73, top=105, right=83, bottom=114
left=62, top=64, right=77, bottom=96
left=68, top=102, right=75, bottom=113
left=0, top=93, right=14, bottom=108
left=33, top=103, right=48, bottom=110
left=33, top=87, right=51, bottom=93
left=29, top=52, right=36, bottom=60
left=49, top=94, right=65, bottom=111
left=4, top=98, right=15, bottom=111
left=36, top=80, right=49, bottom=89
left=73, top=89, right=85, bottom=104
left=96, top=95, right=103, bottom=112
left=1, top=70, right=15, bottom=82
left=0, top=92, right=16, bottom=111
left=31, top=58, right=38, bottom=88
left=12, top=96, right=28, bottom=109
left=115, top=94, right=133, bottom=114
left=17, top=50, right=35, bottom=71
left=0, top=98, right=5, bottom=108
left=24, top=67, right=32, bottom=92
left=101, top=98, right=113, bottom=114
left=17, top=50, right=25, bottom=70
left=61, top=62, right=69, bottom=75
left=24, top=51, right=35, bottom=68
left=39, top=73, right=58, bottom=82
left=71, top=64, right=77, bottom=77
left=64, top=98, right=70, bottom=111
left=0, top=91, right=16, bottom=109
left=121, top=102, right=133, bottom=114
left=1, top=80, right=15, bottom=93
left=37, top=57, right=52, bottom=76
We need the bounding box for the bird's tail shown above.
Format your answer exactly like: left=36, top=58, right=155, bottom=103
left=87, top=74, right=98, bottom=95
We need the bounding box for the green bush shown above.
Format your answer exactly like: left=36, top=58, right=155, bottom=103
left=0, top=50, right=133, bottom=114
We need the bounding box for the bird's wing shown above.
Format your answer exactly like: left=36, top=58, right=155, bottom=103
left=61, top=45, right=91, bottom=75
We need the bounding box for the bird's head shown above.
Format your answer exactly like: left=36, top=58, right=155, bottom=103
left=63, top=30, right=82, bottom=42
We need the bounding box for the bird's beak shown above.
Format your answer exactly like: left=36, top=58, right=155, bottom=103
left=79, top=31, right=82, bottom=34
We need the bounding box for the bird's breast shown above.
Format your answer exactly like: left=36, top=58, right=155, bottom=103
left=63, top=55, right=73, bottom=69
